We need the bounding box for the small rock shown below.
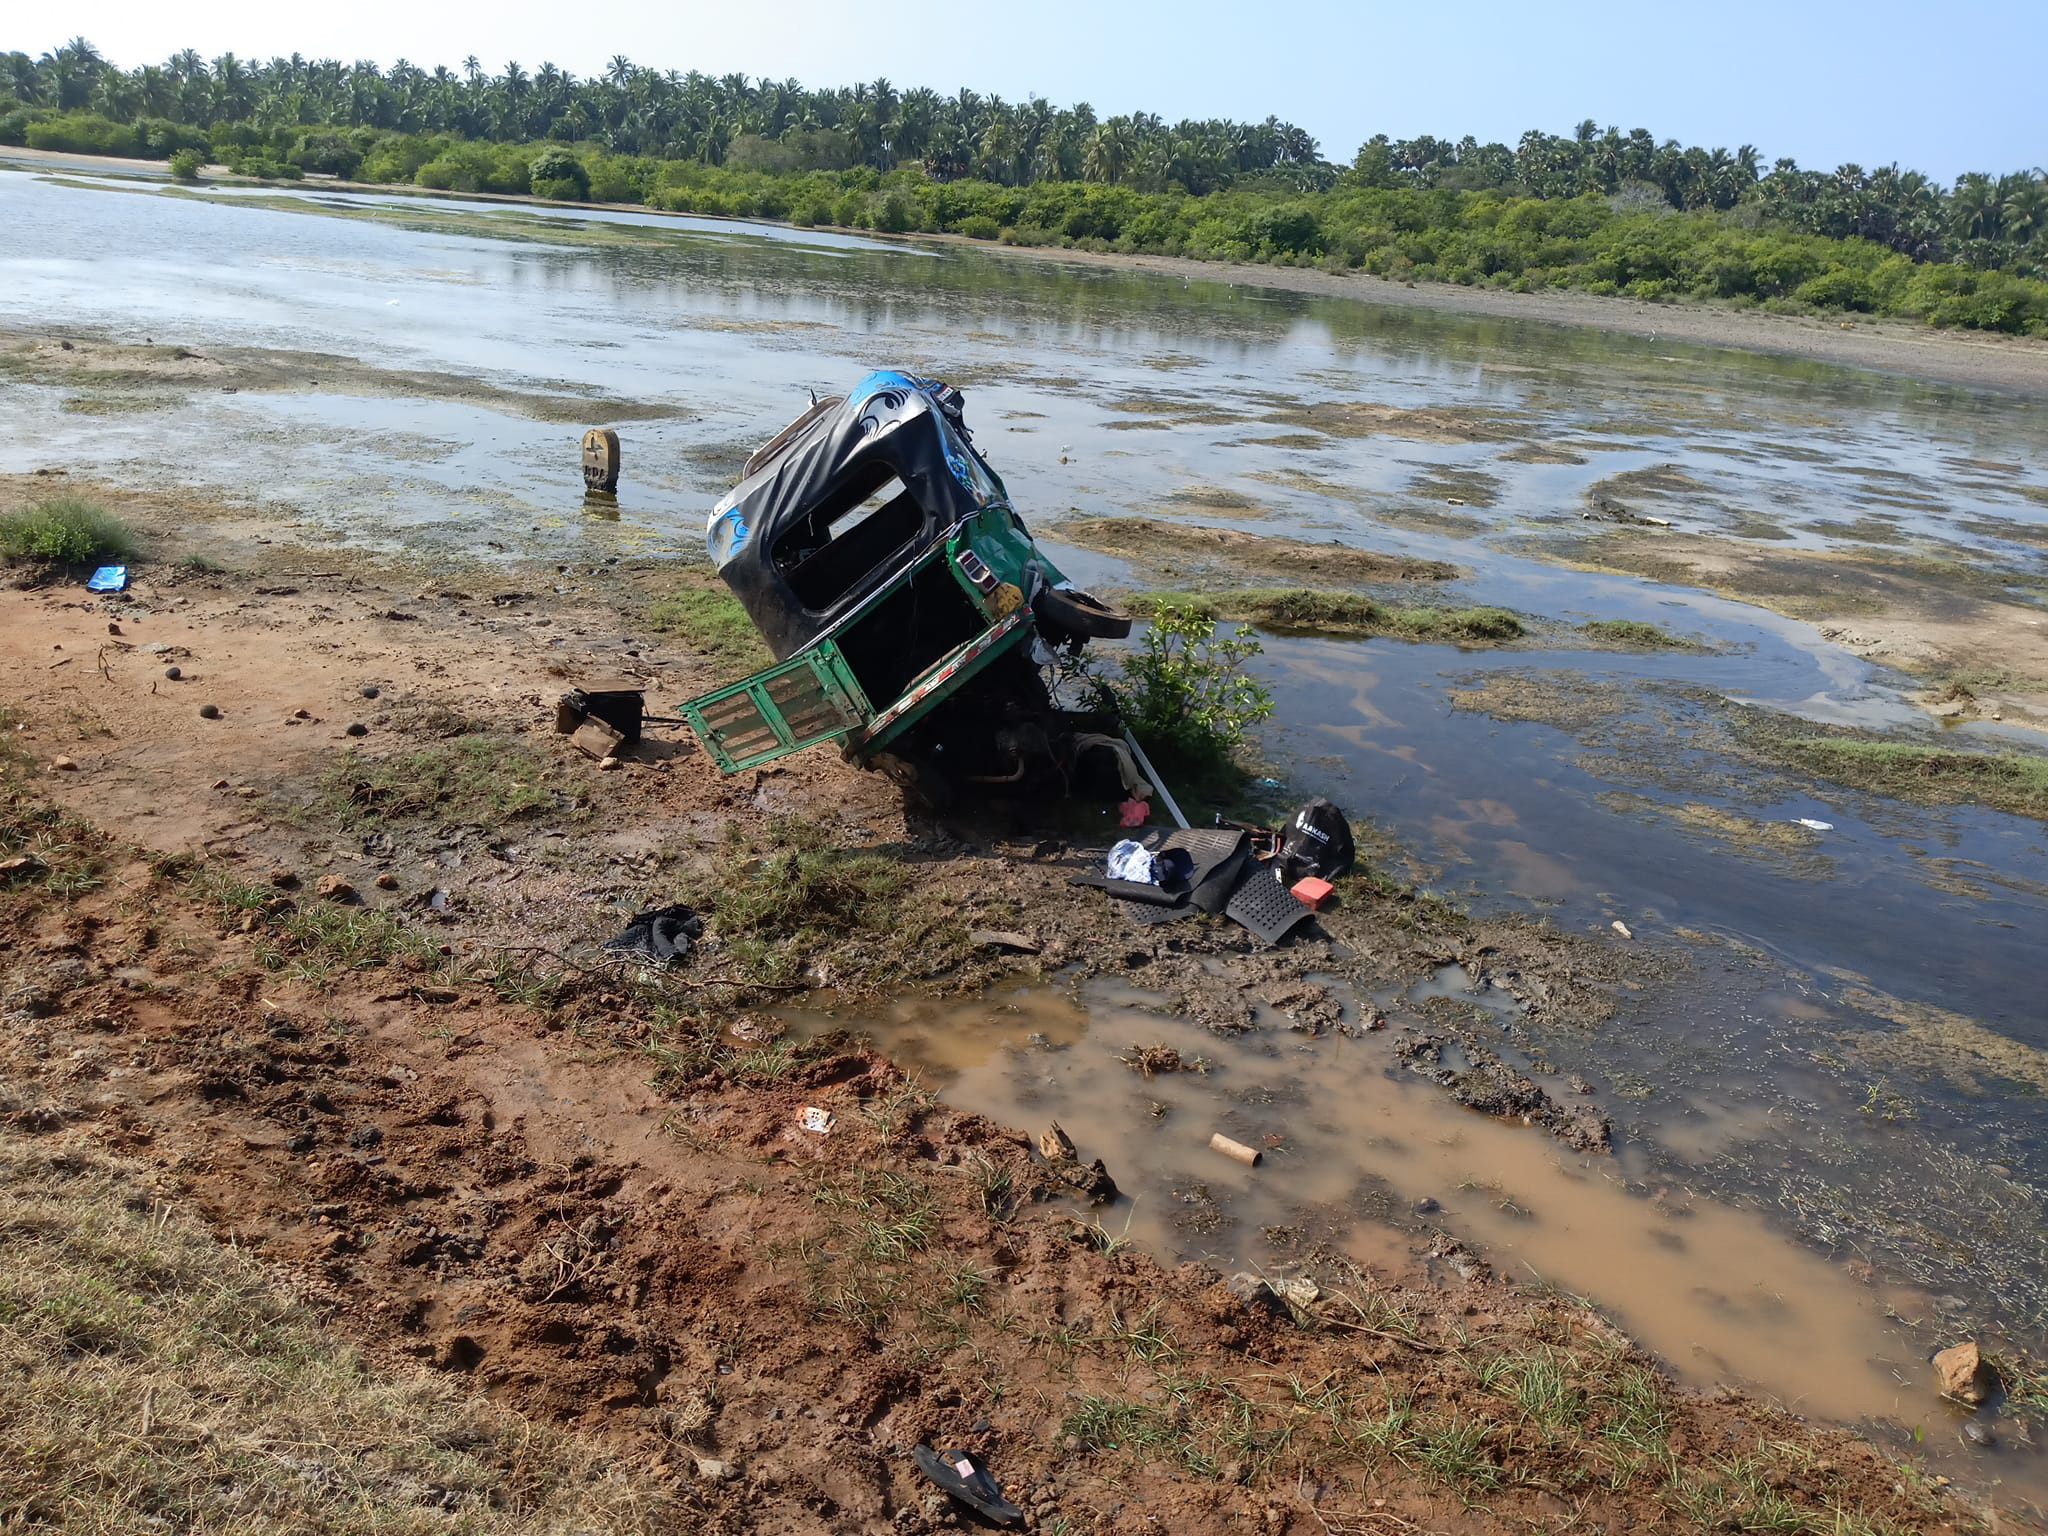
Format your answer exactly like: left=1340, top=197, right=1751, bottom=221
left=360, top=685, right=380, bottom=699
left=198, top=703, right=220, bottom=720
left=347, top=1126, right=383, bottom=1151
left=1220, top=1461, right=1247, bottom=1485
left=315, top=875, right=357, bottom=904
left=1271, top=1275, right=1320, bottom=1309
left=1223, top=1272, right=1288, bottom=1315
left=164, top=665, right=182, bottom=680
left=374, top=873, right=399, bottom=891
left=52, top=755, right=78, bottom=771
left=1961, top=1418, right=1995, bottom=1448
left=1611, top=920, right=1633, bottom=939
left=970, top=929, right=1040, bottom=954
left=268, top=867, right=298, bottom=889
left=693, top=1456, right=739, bottom=1483
left=344, top=722, right=368, bottom=738
left=107, top=621, right=122, bottom=636
left=1934, top=1341, right=1995, bottom=1405
left=598, top=755, right=622, bottom=770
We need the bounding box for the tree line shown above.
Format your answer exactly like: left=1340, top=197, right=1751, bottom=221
left=4, top=38, right=2045, bottom=334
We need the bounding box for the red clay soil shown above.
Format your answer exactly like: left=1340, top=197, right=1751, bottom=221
left=0, top=479, right=1982, bottom=1533
left=0, top=861, right=1970, bottom=1536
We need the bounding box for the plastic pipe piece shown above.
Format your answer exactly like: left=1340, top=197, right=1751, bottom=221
left=1210, top=1132, right=1262, bottom=1166
left=1123, top=729, right=1189, bottom=831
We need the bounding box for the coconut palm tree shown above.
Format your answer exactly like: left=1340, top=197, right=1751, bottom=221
left=2004, top=174, right=2048, bottom=249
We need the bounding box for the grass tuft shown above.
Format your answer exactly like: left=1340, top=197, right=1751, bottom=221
left=1136, top=588, right=1526, bottom=644
left=704, top=818, right=968, bottom=990
left=1580, top=618, right=1702, bottom=650
left=647, top=581, right=771, bottom=670
left=0, top=497, right=137, bottom=565
left=1772, top=736, right=2048, bottom=822
left=316, top=736, right=562, bottom=830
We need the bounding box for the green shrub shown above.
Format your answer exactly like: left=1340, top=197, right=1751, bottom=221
left=0, top=498, right=137, bottom=565
left=584, top=154, right=642, bottom=203
left=359, top=133, right=442, bottom=184
left=1795, top=268, right=1876, bottom=312
left=137, top=118, right=209, bottom=159
left=875, top=191, right=916, bottom=233
left=0, top=107, right=47, bottom=147
left=287, top=132, right=363, bottom=179
left=958, top=214, right=1000, bottom=240
left=1102, top=608, right=1273, bottom=795
left=24, top=112, right=139, bottom=158
left=417, top=141, right=530, bottom=195
left=529, top=146, right=590, bottom=201
left=167, top=148, right=203, bottom=183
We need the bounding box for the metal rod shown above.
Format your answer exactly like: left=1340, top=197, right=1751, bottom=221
left=1122, top=728, right=1189, bottom=830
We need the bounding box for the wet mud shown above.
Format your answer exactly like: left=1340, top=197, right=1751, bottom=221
left=1053, top=516, right=1460, bottom=586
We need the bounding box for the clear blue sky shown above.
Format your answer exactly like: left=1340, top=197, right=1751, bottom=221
left=24, top=0, right=2048, bottom=181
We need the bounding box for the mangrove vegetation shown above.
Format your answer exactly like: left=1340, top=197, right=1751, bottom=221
left=5, top=39, right=2047, bottom=334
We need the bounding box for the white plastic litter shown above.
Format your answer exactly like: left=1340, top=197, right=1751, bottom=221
left=1106, top=839, right=1157, bottom=884
left=1793, top=818, right=1834, bottom=832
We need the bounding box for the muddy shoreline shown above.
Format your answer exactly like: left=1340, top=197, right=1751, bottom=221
left=8, top=146, right=2048, bottom=399
left=0, top=478, right=2023, bottom=1530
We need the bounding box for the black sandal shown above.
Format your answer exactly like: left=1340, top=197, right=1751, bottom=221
left=913, top=1445, right=1026, bottom=1527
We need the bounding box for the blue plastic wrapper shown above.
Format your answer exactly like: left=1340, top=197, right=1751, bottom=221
left=86, top=565, right=129, bottom=593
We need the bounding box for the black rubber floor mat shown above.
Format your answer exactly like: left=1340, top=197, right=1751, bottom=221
left=1069, top=873, right=1185, bottom=905
left=1121, top=893, right=1198, bottom=925
left=1226, top=866, right=1314, bottom=946
left=1131, top=827, right=1246, bottom=912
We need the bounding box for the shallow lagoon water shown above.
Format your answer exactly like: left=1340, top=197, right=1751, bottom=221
left=7, top=168, right=2048, bottom=1482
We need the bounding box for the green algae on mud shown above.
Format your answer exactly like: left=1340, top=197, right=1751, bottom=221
left=1727, top=714, right=2048, bottom=823
left=1592, top=791, right=1831, bottom=877
left=0, top=329, right=689, bottom=426
left=1841, top=984, right=2048, bottom=1096
left=1451, top=667, right=2048, bottom=824
left=1579, top=618, right=1708, bottom=651
left=1253, top=397, right=1523, bottom=444
left=1130, top=587, right=1527, bottom=645
left=1054, top=515, right=1459, bottom=586
left=1535, top=527, right=2048, bottom=728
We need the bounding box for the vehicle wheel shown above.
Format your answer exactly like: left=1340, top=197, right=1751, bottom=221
left=1034, top=586, right=1131, bottom=641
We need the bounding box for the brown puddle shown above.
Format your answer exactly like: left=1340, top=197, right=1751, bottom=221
left=791, top=976, right=1929, bottom=1431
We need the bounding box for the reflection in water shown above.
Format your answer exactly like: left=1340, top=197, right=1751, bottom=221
left=4, top=171, right=2045, bottom=583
